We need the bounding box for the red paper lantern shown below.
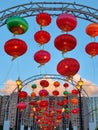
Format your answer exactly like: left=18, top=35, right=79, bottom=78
left=29, top=101, right=36, bottom=106
left=40, top=80, right=49, bottom=88
left=71, top=108, right=79, bottom=114
left=85, top=42, right=98, bottom=57
left=34, top=50, right=51, bottom=66
left=53, top=81, right=60, bottom=87
left=36, top=12, right=51, bottom=26
left=56, top=13, right=77, bottom=32
left=18, top=91, right=28, bottom=99
left=52, top=90, right=59, bottom=96
left=85, top=23, right=98, bottom=37
left=54, top=34, right=77, bottom=53
left=17, top=102, right=27, bottom=111
left=64, top=113, right=70, bottom=119
left=63, top=83, right=69, bottom=88
left=39, top=89, right=49, bottom=97
left=71, top=89, right=78, bottom=95
left=4, top=38, right=27, bottom=60
left=34, top=30, right=51, bottom=45
left=57, top=58, right=80, bottom=77
left=63, top=99, right=68, bottom=105
left=57, top=101, right=63, bottom=106
left=56, top=108, right=62, bottom=114
left=30, top=92, right=36, bottom=98
left=39, top=100, right=49, bottom=108
left=70, top=98, right=78, bottom=105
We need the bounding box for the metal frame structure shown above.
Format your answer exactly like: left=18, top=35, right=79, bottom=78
left=1, top=2, right=98, bottom=130
left=0, top=2, right=98, bottom=27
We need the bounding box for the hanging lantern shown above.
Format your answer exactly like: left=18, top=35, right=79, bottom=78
left=57, top=101, right=63, bottom=106
left=85, top=42, right=98, bottom=57
left=18, top=91, right=28, bottom=100
left=17, top=102, right=27, bottom=111
left=54, top=34, right=77, bottom=54
left=70, top=98, right=78, bottom=105
left=63, top=83, right=69, bottom=88
left=40, top=79, right=49, bottom=88
left=56, top=13, right=77, bottom=32
left=57, top=58, right=80, bottom=77
left=36, top=12, right=51, bottom=27
left=71, top=89, right=78, bottom=95
left=71, top=108, right=79, bottom=114
left=34, top=50, right=51, bottom=66
left=64, top=113, right=70, bottom=119
left=30, top=92, right=36, bottom=98
left=56, top=108, right=62, bottom=114
left=53, top=81, right=60, bottom=87
left=4, top=38, right=27, bottom=60
left=29, top=101, right=36, bottom=106
left=31, top=84, right=37, bottom=89
left=39, top=89, right=49, bottom=97
left=63, top=99, right=68, bottom=105
left=63, top=90, right=69, bottom=96
left=85, top=23, right=98, bottom=37
left=39, top=100, right=49, bottom=108
left=52, top=90, right=59, bottom=96
left=6, top=16, right=28, bottom=35
left=34, top=30, right=51, bottom=45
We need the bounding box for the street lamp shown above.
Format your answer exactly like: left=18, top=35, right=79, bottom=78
left=76, top=78, right=84, bottom=130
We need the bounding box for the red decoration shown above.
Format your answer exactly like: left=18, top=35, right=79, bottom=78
left=57, top=101, right=63, bottom=106
left=30, top=92, right=36, bottom=98
left=70, top=98, right=78, bottom=105
left=63, top=83, right=69, bottom=88
left=57, top=58, right=80, bottom=77
left=40, top=80, right=49, bottom=88
left=39, top=89, right=49, bottom=97
left=36, top=12, right=51, bottom=26
left=52, top=90, right=59, bottom=96
left=17, top=102, right=27, bottom=111
left=85, top=23, right=98, bottom=37
left=64, top=114, right=70, bottom=119
left=29, top=101, right=36, bottom=106
left=34, top=50, right=51, bottom=66
left=85, top=42, right=98, bottom=57
left=53, top=81, right=60, bottom=87
left=34, top=30, right=51, bottom=45
left=56, top=13, right=77, bottom=32
left=4, top=38, right=27, bottom=60
left=71, top=108, right=79, bottom=114
left=18, top=91, right=28, bottom=99
left=63, top=99, right=68, bottom=105
left=39, top=100, right=49, bottom=108
left=71, top=89, right=78, bottom=95
left=54, top=34, right=77, bottom=53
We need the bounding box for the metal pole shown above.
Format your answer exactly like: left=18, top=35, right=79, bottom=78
left=78, top=90, right=83, bottom=130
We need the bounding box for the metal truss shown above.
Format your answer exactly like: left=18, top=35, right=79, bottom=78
left=0, top=2, right=98, bottom=27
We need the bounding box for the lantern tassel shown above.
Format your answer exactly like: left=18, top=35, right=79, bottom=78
left=12, top=56, right=18, bottom=61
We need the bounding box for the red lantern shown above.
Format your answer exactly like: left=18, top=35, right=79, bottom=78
left=39, top=89, right=49, bottom=97
left=71, top=108, right=79, bottom=114
left=34, top=30, right=51, bottom=45
left=70, top=98, right=78, bottom=105
left=39, top=100, right=49, bottom=108
left=57, top=58, right=80, bottom=77
left=64, top=114, right=70, bottom=119
left=52, top=90, right=59, bottom=96
left=36, top=12, right=51, bottom=26
left=71, top=89, right=78, bottom=95
left=56, top=108, right=62, bottom=114
left=4, top=38, right=27, bottom=60
left=30, top=92, right=36, bottom=98
left=85, top=23, right=98, bottom=37
left=53, top=81, right=60, bottom=87
left=18, top=91, right=28, bottom=99
left=29, top=101, right=36, bottom=106
left=17, top=102, right=27, bottom=111
left=57, top=101, right=63, bottom=106
left=85, top=42, right=98, bottom=57
left=63, top=99, right=68, bottom=105
left=40, top=80, right=49, bottom=88
left=56, top=13, right=77, bottom=32
left=63, top=83, right=69, bottom=88
left=34, top=50, right=51, bottom=66
left=54, top=34, right=77, bottom=53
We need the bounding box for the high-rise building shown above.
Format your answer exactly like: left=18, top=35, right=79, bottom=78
left=0, top=92, right=89, bottom=130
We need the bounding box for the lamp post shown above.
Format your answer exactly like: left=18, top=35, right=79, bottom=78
left=76, top=79, right=84, bottom=130
left=15, top=78, right=23, bottom=130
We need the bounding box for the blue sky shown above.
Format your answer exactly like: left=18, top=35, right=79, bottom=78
left=0, top=0, right=98, bottom=94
